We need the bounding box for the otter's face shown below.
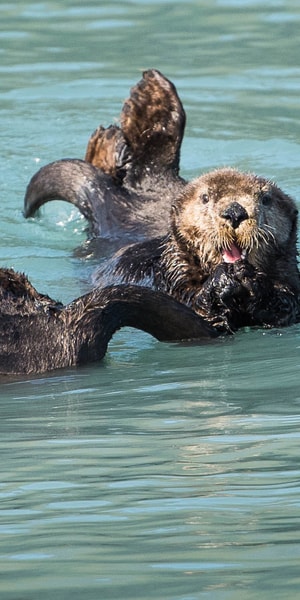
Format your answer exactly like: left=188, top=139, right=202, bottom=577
left=172, top=168, right=298, bottom=272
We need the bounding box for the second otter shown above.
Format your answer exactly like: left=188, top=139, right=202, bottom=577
left=93, top=168, right=300, bottom=333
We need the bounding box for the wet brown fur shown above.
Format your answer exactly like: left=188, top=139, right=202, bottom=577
left=0, top=269, right=216, bottom=375
left=85, top=69, right=185, bottom=185
left=168, top=168, right=299, bottom=285
left=94, top=168, right=300, bottom=333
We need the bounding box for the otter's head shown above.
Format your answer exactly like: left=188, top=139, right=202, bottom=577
left=171, top=168, right=298, bottom=275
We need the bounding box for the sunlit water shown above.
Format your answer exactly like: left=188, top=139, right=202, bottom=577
left=1, top=1, right=300, bottom=598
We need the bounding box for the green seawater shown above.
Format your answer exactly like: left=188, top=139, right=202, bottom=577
left=1, top=1, right=300, bottom=598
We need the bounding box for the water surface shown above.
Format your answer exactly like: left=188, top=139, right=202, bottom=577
left=1, top=1, right=300, bottom=598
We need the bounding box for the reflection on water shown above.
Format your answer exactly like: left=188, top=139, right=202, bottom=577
left=1, top=1, right=300, bottom=598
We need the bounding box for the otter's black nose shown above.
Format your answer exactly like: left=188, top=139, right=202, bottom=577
left=221, top=202, right=248, bottom=229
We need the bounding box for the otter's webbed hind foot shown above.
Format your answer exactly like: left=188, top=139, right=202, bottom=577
left=120, top=69, right=186, bottom=184
left=85, top=70, right=186, bottom=187
left=85, top=125, right=131, bottom=184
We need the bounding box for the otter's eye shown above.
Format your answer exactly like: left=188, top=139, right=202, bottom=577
left=201, top=193, right=209, bottom=204
left=261, top=192, right=273, bottom=207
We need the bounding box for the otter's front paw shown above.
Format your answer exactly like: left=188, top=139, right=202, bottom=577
left=194, top=265, right=242, bottom=333
left=230, top=261, right=257, bottom=289
left=204, top=263, right=244, bottom=303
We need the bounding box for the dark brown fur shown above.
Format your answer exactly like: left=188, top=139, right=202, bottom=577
left=0, top=269, right=217, bottom=375
left=93, top=168, right=300, bottom=333
left=85, top=68, right=185, bottom=185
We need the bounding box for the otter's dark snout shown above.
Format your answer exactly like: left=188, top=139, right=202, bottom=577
left=221, top=202, right=248, bottom=229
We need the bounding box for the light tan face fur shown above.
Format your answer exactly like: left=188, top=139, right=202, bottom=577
left=173, top=168, right=297, bottom=271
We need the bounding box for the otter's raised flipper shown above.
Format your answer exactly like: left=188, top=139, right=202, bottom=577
left=0, top=268, right=218, bottom=375
left=120, top=69, right=186, bottom=181
left=84, top=69, right=186, bottom=186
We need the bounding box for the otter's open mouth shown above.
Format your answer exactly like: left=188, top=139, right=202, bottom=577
left=222, top=243, right=247, bottom=264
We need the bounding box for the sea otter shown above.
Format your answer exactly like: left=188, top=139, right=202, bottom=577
left=0, top=268, right=216, bottom=375
left=22, top=70, right=300, bottom=335
left=24, top=69, right=186, bottom=244
left=92, top=168, right=300, bottom=333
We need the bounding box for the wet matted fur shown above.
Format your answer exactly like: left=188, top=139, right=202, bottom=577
left=93, top=168, right=300, bottom=333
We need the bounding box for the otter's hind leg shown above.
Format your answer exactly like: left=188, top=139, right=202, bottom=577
left=120, top=69, right=186, bottom=178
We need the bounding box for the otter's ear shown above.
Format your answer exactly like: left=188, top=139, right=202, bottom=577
left=171, top=204, right=179, bottom=216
